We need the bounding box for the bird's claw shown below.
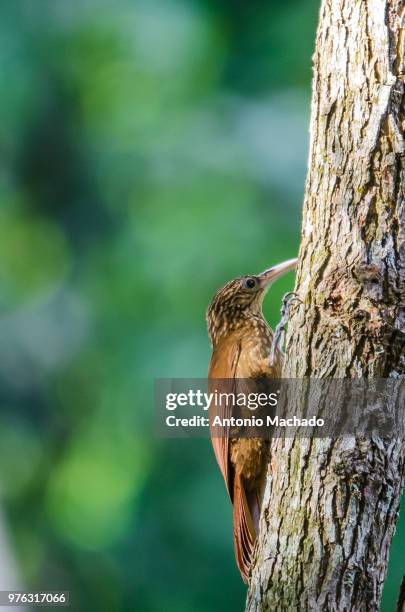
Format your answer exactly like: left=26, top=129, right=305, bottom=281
left=269, top=292, right=302, bottom=366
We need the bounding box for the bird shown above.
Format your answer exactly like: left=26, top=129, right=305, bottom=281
left=206, top=258, right=297, bottom=583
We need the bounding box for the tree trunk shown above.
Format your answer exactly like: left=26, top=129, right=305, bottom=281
left=247, top=1, right=405, bottom=610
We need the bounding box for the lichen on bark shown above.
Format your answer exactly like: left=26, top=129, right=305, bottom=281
left=247, top=1, right=405, bottom=610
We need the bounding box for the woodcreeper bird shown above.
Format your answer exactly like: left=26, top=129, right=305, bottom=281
left=206, top=258, right=297, bottom=582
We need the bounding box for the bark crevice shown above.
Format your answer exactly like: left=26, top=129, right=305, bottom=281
left=247, top=0, right=405, bottom=609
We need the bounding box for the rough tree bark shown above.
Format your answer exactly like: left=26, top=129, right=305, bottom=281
left=247, top=1, right=405, bottom=611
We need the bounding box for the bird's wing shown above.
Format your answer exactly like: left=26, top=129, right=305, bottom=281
left=208, top=339, right=242, bottom=499
left=208, top=339, right=257, bottom=583
left=233, top=472, right=255, bottom=583
left=231, top=377, right=263, bottom=583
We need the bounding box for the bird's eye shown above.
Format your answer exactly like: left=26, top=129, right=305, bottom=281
left=244, top=277, right=257, bottom=289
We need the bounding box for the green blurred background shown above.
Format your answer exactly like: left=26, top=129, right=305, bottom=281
left=0, top=1, right=402, bottom=610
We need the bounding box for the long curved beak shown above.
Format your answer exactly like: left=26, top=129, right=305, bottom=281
left=259, top=258, right=297, bottom=288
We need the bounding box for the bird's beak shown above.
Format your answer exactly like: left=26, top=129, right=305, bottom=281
left=259, top=258, right=297, bottom=288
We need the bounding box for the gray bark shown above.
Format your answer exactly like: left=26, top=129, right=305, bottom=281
left=247, top=1, right=405, bottom=610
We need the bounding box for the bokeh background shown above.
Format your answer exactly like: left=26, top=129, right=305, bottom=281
left=0, top=0, right=403, bottom=610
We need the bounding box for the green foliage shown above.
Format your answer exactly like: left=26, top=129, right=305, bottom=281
left=0, top=1, right=401, bottom=610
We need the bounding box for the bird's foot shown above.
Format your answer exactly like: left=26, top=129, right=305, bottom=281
left=269, top=292, right=302, bottom=366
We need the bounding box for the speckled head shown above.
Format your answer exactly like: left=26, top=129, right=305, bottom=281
left=206, top=259, right=297, bottom=347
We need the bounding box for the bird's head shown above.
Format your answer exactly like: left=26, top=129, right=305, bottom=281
left=206, top=258, right=297, bottom=347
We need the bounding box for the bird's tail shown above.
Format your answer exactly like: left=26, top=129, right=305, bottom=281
left=233, top=473, right=261, bottom=583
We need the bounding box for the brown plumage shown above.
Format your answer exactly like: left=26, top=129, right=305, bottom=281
left=206, top=259, right=297, bottom=583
